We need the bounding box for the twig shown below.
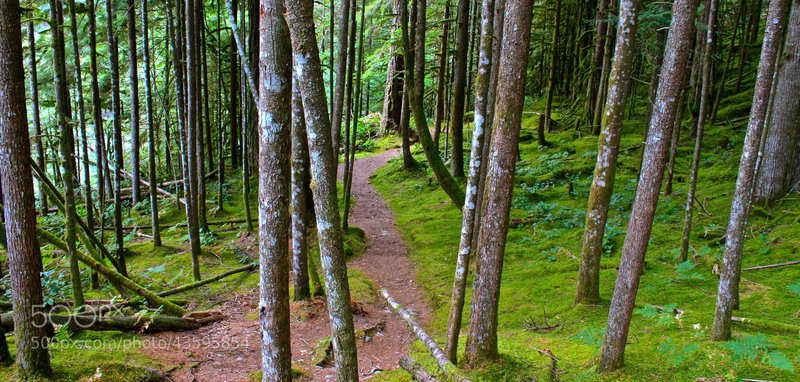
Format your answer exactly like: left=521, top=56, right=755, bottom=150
left=742, top=260, right=800, bottom=271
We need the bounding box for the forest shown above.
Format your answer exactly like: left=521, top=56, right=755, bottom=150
left=0, top=0, right=799, bottom=380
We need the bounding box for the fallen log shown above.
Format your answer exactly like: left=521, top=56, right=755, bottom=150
left=382, top=289, right=470, bottom=382
left=37, top=228, right=187, bottom=316
left=399, top=355, right=439, bottom=382
left=157, top=262, right=258, bottom=297
left=119, top=168, right=185, bottom=206
left=0, top=312, right=201, bottom=333
left=742, top=260, right=800, bottom=271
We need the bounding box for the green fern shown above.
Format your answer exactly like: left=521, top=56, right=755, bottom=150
left=720, top=334, right=795, bottom=373
left=787, top=282, right=800, bottom=296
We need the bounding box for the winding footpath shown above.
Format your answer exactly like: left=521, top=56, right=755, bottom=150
left=144, top=149, right=432, bottom=381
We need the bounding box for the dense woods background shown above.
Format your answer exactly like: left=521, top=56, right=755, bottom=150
left=0, top=0, right=798, bottom=380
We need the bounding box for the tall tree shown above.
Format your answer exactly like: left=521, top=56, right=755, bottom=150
left=284, top=0, right=360, bottom=379
left=88, top=0, right=108, bottom=225
left=711, top=0, right=789, bottom=342
left=542, top=0, right=561, bottom=136
left=754, top=0, right=800, bottom=204
left=403, top=0, right=466, bottom=209
left=258, top=0, right=292, bottom=378
left=0, top=0, right=52, bottom=375
left=127, top=0, right=142, bottom=204
left=291, top=72, right=311, bottom=302
left=574, top=0, right=640, bottom=306
left=382, top=0, right=404, bottom=133
left=51, top=0, right=84, bottom=307
left=433, top=1, right=451, bottom=149
left=445, top=0, right=495, bottom=363
left=331, top=0, right=352, bottom=160
left=27, top=22, right=47, bottom=216
left=186, top=0, right=203, bottom=281
left=229, top=0, right=240, bottom=168
left=598, top=0, right=700, bottom=371
left=449, top=0, right=471, bottom=177
left=142, top=0, right=161, bottom=246
left=108, top=0, right=128, bottom=276
left=680, top=0, right=719, bottom=262
left=463, top=0, right=533, bottom=367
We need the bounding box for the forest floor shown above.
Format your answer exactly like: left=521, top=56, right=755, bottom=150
left=139, top=149, right=428, bottom=382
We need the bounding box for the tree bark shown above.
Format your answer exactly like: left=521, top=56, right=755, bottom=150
left=142, top=0, right=162, bottom=247
left=711, top=0, right=789, bottom=342
left=599, top=0, right=700, bottom=372
left=464, top=0, right=532, bottom=367
left=542, top=0, right=561, bottom=135
left=127, top=0, right=142, bottom=205
left=229, top=0, right=240, bottom=168
left=445, top=0, right=494, bottom=363
left=284, top=0, right=360, bottom=379
left=186, top=0, right=203, bottom=281
left=27, top=22, right=48, bottom=217
left=574, top=0, right=640, bottom=306
left=382, top=0, right=405, bottom=134
left=107, top=0, right=128, bottom=277
left=434, top=1, right=451, bottom=149
left=449, top=0, right=471, bottom=178
left=331, top=0, right=352, bottom=162
left=291, top=71, right=312, bottom=302
left=0, top=0, right=53, bottom=373
left=51, top=0, right=85, bottom=308
left=754, top=0, right=800, bottom=204
left=258, top=0, right=293, bottom=378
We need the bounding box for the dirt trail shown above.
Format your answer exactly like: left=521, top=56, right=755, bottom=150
left=142, top=149, right=431, bottom=381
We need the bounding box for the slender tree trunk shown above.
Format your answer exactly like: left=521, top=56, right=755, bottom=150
left=680, top=0, right=719, bottom=262
left=127, top=0, right=142, bottom=205
left=445, top=0, right=495, bottom=363
left=195, top=1, right=208, bottom=232
left=543, top=0, right=561, bottom=134
left=27, top=22, right=48, bottom=216
left=258, top=0, right=292, bottom=377
left=754, top=0, right=800, bottom=204
left=382, top=0, right=405, bottom=133
left=185, top=0, right=203, bottom=281
left=403, top=0, right=466, bottom=209
left=284, top=0, right=359, bottom=379
left=332, top=0, right=352, bottom=162
left=341, top=0, right=357, bottom=227
left=463, top=0, right=532, bottom=368
left=246, top=0, right=259, bottom=173
left=574, top=0, right=640, bottom=306
left=291, top=71, right=311, bottom=302
left=587, top=0, right=610, bottom=132
left=0, top=0, right=52, bottom=374
left=434, top=1, right=451, bottom=149
left=108, top=0, right=128, bottom=277
left=88, top=0, right=108, bottom=248
left=142, top=0, right=161, bottom=246
left=598, top=0, right=700, bottom=372
left=216, top=0, right=225, bottom=209
left=711, top=0, right=789, bottom=342
left=449, top=0, right=471, bottom=178
left=229, top=0, right=240, bottom=168
left=51, top=0, right=85, bottom=308
left=343, top=0, right=367, bottom=230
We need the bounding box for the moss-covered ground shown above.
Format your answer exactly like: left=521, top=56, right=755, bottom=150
left=371, top=92, right=800, bottom=380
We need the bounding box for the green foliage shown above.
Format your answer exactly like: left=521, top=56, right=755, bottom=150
left=720, top=334, right=795, bottom=372
left=636, top=303, right=679, bottom=328
left=788, top=282, right=800, bottom=296
left=675, top=261, right=706, bottom=281
left=657, top=338, right=699, bottom=367
left=572, top=325, right=605, bottom=354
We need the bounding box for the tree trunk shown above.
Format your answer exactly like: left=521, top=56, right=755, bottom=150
left=543, top=0, right=561, bottom=135
left=403, top=0, right=466, bottom=209
left=587, top=0, right=610, bottom=133
left=88, top=0, right=108, bottom=250
left=27, top=22, right=48, bottom=217
left=186, top=0, right=203, bottom=281
left=107, top=0, right=128, bottom=277
left=711, top=0, right=789, bottom=342
left=127, top=0, right=142, bottom=205
left=434, top=1, right=451, bottom=149
left=0, top=0, right=53, bottom=373
left=291, top=72, right=312, bottom=302
left=463, top=0, right=532, bottom=368
left=445, top=0, right=494, bottom=363
left=449, top=0, right=471, bottom=178
left=680, top=0, right=719, bottom=262
left=598, top=0, right=700, bottom=372
left=284, top=0, right=360, bottom=379
left=332, top=0, right=352, bottom=162
left=52, top=0, right=85, bottom=308
left=574, top=0, right=640, bottom=306
left=258, top=0, right=293, bottom=378
left=142, top=0, right=162, bottom=246
left=382, top=0, right=405, bottom=134
left=343, top=0, right=367, bottom=230
left=754, top=0, right=800, bottom=204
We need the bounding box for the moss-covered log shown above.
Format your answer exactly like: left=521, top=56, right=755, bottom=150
left=0, top=313, right=200, bottom=333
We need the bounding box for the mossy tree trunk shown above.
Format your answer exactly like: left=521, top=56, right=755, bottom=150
left=574, top=0, right=639, bottom=306
left=291, top=73, right=312, bottom=302
left=142, top=0, right=162, bottom=247
left=0, top=0, right=53, bottom=374
left=598, top=0, right=700, bottom=372
left=107, top=0, right=128, bottom=277
left=464, top=0, right=533, bottom=368
left=449, top=0, right=471, bottom=178
left=712, top=0, right=789, bottom=342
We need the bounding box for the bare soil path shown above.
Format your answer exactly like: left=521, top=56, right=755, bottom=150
left=142, top=149, right=431, bottom=381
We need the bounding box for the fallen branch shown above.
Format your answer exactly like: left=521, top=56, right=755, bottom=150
left=96, top=218, right=256, bottom=232
left=399, top=355, right=439, bottom=382
left=37, top=228, right=187, bottom=316
left=120, top=168, right=185, bottom=206
left=382, top=289, right=470, bottom=382
left=0, top=312, right=206, bottom=333
left=121, top=168, right=219, bottom=192
left=742, top=260, right=800, bottom=271
left=524, top=323, right=563, bottom=332
left=157, top=263, right=258, bottom=297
